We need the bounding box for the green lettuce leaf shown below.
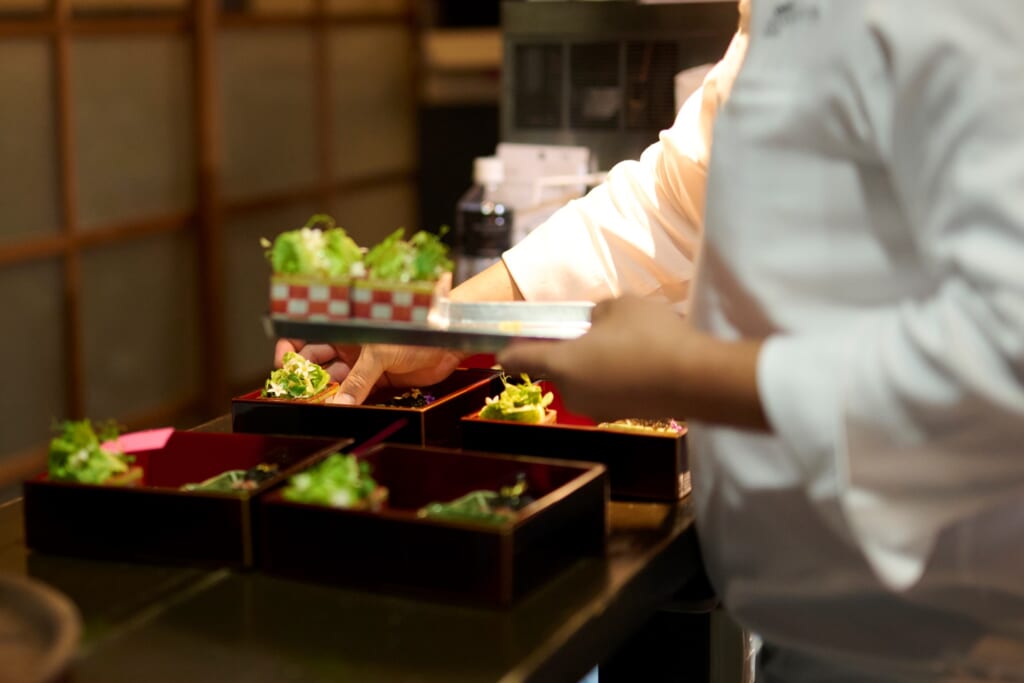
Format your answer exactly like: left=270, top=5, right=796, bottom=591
left=364, top=227, right=453, bottom=284
left=282, top=453, right=380, bottom=508
left=262, top=351, right=331, bottom=399
left=478, top=374, right=554, bottom=424
left=262, top=214, right=363, bottom=278
left=48, top=419, right=133, bottom=485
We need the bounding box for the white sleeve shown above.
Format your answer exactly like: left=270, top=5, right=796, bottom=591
left=758, top=1, right=1024, bottom=590
left=502, top=24, right=749, bottom=307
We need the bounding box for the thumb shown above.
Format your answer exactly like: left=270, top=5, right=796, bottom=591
left=274, top=338, right=303, bottom=367
left=335, top=348, right=384, bottom=405
left=497, top=341, right=560, bottom=380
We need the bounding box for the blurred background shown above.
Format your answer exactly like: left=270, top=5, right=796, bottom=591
left=0, top=0, right=503, bottom=488
left=0, top=0, right=733, bottom=491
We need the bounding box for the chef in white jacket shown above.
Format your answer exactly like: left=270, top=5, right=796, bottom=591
left=283, top=0, right=1024, bottom=679
left=499, top=0, right=1024, bottom=680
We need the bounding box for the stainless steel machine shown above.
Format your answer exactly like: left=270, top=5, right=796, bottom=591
left=501, top=0, right=738, bottom=167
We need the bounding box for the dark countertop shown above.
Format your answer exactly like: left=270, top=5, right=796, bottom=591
left=1, top=417, right=704, bottom=683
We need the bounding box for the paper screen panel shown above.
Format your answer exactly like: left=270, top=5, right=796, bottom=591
left=80, top=232, right=201, bottom=419
left=224, top=202, right=319, bottom=386
left=330, top=25, right=415, bottom=182
left=0, top=41, right=60, bottom=246
left=0, top=260, right=66, bottom=456
left=220, top=30, right=318, bottom=201
left=332, top=181, right=415, bottom=248
left=0, top=0, right=48, bottom=12
left=326, top=0, right=407, bottom=16
left=73, top=36, right=196, bottom=230
left=72, top=0, right=186, bottom=11
left=243, top=0, right=313, bottom=14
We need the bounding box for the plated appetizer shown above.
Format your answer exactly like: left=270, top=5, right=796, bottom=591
left=374, top=388, right=436, bottom=408
left=265, top=215, right=454, bottom=324
left=478, top=374, right=556, bottom=424
left=282, top=453, right=387, bottom=510
left=418, top=473, right=534, bottom=526
left=261, top=351, right=339, bottom=403
left=351, top=228, right=453, bottom=323
left=47, top=419, right=141, bottom=486
left=180, top=463, right=279, bottom=493
left=265, top=214, right=363, bottom=321
left=597, top=418, right=685, bottom=435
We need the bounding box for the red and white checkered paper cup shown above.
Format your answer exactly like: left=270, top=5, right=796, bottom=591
left=269, top=275, right=351, bottom=321
left=350, top=280, right=436, bottom=323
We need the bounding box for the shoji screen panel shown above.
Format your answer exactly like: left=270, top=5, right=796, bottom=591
left=0, top=260, right=66, bottom=456
left=330, top=24, right=415, bottom=183
left=223, top=202, right=318, bottom=389
left=73, top=35, right=196, bottom=229
left=220, top=29, right=319, bottom=202
left=0, top=40, right=60, bottom=245
left=0, top=0, right=421, bottom=480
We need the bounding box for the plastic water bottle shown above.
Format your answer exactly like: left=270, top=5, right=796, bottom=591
left=454, top=156, right=515, bottom=285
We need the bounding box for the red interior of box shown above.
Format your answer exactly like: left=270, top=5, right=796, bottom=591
left=36, top=432, right=340, bottom=490
left=266, top=445, right=592, bottom=516
left=465, top=379, right=597, bottom=427
left=540, top=381, right=598, bottom=427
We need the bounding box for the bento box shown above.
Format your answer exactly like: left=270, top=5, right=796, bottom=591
left=232, top=367, right=501, bottom=449
left=258, top=444, right=608, bottom=607
left=23, top=431, right=349, bottom=567
left=461, top=381, right=688, bottom=501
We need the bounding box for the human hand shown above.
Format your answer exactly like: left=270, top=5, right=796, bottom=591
left=496, top=297, right=694, bottom=422
left=274, top=338, right=465, bottom=405
left=497, top=296, right=767, bottom=428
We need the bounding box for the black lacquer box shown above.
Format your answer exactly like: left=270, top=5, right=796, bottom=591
left=258, top=444, right=608, bottom=607
left=461, top=382, right=688, bottom=501
left=23, top=431, right=349, bottom=567
left=231, top=368, right=501, bottom=448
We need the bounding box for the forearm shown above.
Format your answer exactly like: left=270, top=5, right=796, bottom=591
left=498, top=296, right=768, bottom=430
left=449, top=261, right=524, bottom=302
left=671, top=331, right=768, bottom=431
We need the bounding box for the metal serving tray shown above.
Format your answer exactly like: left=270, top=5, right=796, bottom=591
left=266, top=301, right=593, bottom=352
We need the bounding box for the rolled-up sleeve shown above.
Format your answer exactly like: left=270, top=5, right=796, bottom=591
left=503, top=20, right=749, bottom=306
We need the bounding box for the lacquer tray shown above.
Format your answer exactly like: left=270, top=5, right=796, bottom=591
left=23, top=432, right=349, bottom=567
left=232, top=367, right=501, bottom=449
left=461, top=382, right=688, bottom=502
left=258, top=444, right=608, bottom=607
left=266, top=300, right=593, bottom=352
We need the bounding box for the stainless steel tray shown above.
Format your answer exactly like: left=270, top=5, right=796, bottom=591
left=265, top=301, right=592, bottom=352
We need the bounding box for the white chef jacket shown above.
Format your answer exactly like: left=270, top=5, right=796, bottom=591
left=504, top=0, right=1024, bottom=680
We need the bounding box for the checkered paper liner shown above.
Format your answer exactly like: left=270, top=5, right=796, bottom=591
left=269, top=276, right=351, bottom=321
left=350, top=276, right=449, bottom=324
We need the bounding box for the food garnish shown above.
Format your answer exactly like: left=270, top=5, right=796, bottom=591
left=262, top=351, right=332, bottom=400
left=47, top=419, right=137, bottom=485
left=363, top=227, right=453, bottom=284
left=478, top=373, right=554, bottom=424
left=376, top=388, right=436, bottom=408
left=181, top=463, right=279, bottom=493
left=597, top=418, right=686, bottom=435
left=282, top=453, right=386, bottom=509
left=261, top=214, right=364, bottom=279
left=418, top=474, right=533, bottom=525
